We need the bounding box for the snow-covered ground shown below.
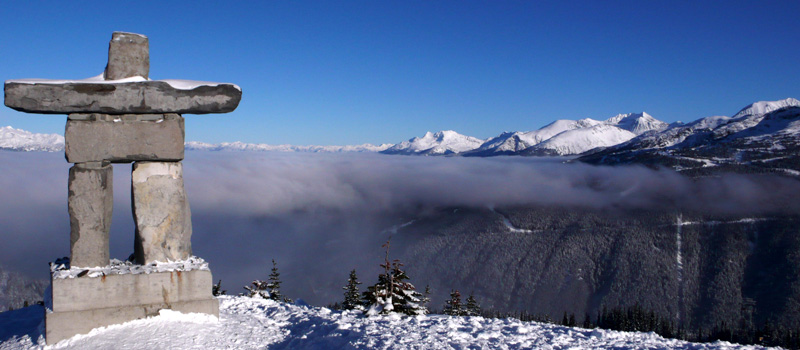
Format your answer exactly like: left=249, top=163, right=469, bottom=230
left=0, top=296, right=769, bottom=349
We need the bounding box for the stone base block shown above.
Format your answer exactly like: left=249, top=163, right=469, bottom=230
left=45, top=269, right=217, bottom=344
left=45, top=299, right=218, bottom=345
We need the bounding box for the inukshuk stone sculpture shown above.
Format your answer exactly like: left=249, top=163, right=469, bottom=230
left=4, top=32, right=241, bottom=344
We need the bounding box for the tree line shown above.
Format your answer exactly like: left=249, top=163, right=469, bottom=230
left=219, top=237, right=800, bottom=349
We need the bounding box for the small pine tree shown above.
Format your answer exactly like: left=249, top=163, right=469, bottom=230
left=363, top=238, right=427, bottom=315
left=421, top=285, right=432, bottom=311
left=443, top=290, right=466, bottom=316
left=363, top=239, right=394, bottom=315
left=212, top=279, right=227, bottom=296
left=342, top=269, right=363, bottom=311
left=389, top=260, right=427, bottom=315
left=465, top=293, right=481, bottom=316
left=267, top=259, right=292, bottom=303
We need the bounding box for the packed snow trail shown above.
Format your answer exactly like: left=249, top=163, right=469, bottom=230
left=1, top=296, right=771, bottom=350
left=489, top=207, right=534, bottom=233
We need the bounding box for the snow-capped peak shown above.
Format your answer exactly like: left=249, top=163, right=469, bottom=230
left=731, top=98, right=800, bottom=119
left=382, top=130, right=485, bottom=155
left=604, top=112, right=668, bottom=135
left=0, top=126, right=64, bottom=152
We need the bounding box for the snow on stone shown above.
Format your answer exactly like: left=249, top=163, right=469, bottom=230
left=0, top=296, right=770, bottom=349
left=383, top=130, right=485, bottom=155
left=160, top=79, right=241, bottom=91
left=0, top=126, right=64, bottom=152
left=6, top=74, right=241, bottom=92
left=49, top=256, right=209, bottom=280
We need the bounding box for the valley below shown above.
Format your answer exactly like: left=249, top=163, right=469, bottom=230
left=2, top=150, right=798, bottom=337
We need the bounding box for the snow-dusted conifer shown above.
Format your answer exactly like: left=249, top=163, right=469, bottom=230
left=342, top=269, right=364, bottom=311
left=465, top=293, right=481, bottom=316
left=267, top=259, right=292, bottom=303
left=443, top=290, right=466, bottom=316
left=363, top=238, right=428, bottom=315
left=390, top=260, right=427, bottom=315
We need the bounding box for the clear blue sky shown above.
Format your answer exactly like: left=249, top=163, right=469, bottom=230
left=2, top=1, right=799, bottom=145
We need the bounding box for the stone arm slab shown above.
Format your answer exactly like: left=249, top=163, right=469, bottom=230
left=4, top=80, right=241, bottom=114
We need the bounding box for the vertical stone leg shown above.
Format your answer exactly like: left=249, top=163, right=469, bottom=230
left=132, top=161, right=192, bottom=264
left=68, top=162, right=112, bottom=268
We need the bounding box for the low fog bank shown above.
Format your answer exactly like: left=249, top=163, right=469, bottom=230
left=1, top=151, right=798, bottom=305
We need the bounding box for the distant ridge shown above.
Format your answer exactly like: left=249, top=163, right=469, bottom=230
left=5, top=98, right=797, bottom=167
left=578, top=98, right=800, bottom=176
left=185, top=141, right=393, bottom=153
left=0, top=126, right=64, bottom=152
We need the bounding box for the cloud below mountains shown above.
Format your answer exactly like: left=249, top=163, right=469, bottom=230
left=181, top=151, right=800, bottom=215
left=1, top=150, right=798, bottom=304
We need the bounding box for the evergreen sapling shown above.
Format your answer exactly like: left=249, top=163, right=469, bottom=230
left=444, top=290, right=466, bottom=316
left=465, top=293, right=481, bottom=316
left=342, top=269, right=364, bottom=311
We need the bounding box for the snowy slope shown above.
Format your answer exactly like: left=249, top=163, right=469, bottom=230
left=0, top=296, right=768, bottom=349
left=522, top=124, right=637, bottom=156
left=185, top=141, right=393, bottom=153
left=0, top=126, right=64, bottom=152
left=712, top=98, right=800, bottom=139
left=381, top=130, right=485, bottom=155
left=468, top=118, right=603, bottom=155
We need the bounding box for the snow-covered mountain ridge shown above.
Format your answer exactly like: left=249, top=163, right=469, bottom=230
left=0, top=126, right=64, bottom=152
left=579, top=98, right=800, bottom=175
left=381, top=130, right=486, bottom=155
left=3, top=98, right=796, bottom=161
left=0, top=296, right=767, bottom=349
left=389, top=112, right=668, bottom=156
left=185, top=141, right=393, bottom=153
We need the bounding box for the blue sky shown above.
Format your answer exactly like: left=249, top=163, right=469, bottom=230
left=1, top=1, right=799, bottom=145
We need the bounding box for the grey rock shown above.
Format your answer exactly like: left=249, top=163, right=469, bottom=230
left=65, top=114, right=185, bottom=163
left=68, top=163, right=112, bottom=268
left=104, top=32, right=149, bottom=80
left=47, top=269, right=217, bottom=344
left=4, top=80, right=241, bottom=114
left=132, top=161, right=192, bottom=264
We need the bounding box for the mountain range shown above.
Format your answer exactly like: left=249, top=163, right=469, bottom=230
left=0, top=126, right=64, bottom=152
left=3, top=98, right=799, bottom=174
left=579, top=98, right=800, bottom=175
